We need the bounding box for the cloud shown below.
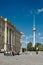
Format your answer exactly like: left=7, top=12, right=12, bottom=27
left=29, top=35, right=33, bottom=38
left=26, top=41, right=29, bottom=43
left=27, top=10, right=33, bottom=16
left=22, top=35, right=25, bottom=37
left=22, top=41, right=26, bottom=43
left=36, top=33, right=42, bottom=39
left=38, top=32, right=41, bottom=36
left=40, top=37, right=43, bottom=39
left=29, top=8, right=43, bottom=14
left=38, top=8, right=43, bottom=13
left=37, top=32, right=43, bottom=39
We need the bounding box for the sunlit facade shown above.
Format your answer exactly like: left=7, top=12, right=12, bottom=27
left=0, top=16, right=22, bottom=52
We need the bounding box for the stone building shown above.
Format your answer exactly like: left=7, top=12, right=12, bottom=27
left=0, top=16, right=22, bottom=52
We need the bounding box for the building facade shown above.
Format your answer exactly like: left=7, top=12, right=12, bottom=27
left=0, top=16, right=22, bottom=52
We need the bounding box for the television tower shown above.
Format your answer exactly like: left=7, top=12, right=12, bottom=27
left=33, top=15, right=36, bottom=47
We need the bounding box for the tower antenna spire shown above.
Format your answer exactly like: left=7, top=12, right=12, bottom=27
left=33, top=15, right=35, bottom=28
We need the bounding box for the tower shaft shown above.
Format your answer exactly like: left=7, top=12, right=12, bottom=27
left=33, top=15, right=36, bottom=47
left=33, top=31, right=36, bottom=47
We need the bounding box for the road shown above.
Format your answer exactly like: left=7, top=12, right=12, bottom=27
left=0, top=51, right=43, bottom=65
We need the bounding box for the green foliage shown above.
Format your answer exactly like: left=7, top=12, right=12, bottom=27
left=38, top=45, right=43, bottom=51
left=35, top=42, right=43, bottom=51
left=27, top=42, right=33, bottom=51
left=35, top=42, right=41, bottom=48
left=27, top=42, right=43, bottom=51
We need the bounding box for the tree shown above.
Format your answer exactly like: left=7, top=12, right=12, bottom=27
left=35, top=42, right=43, bottom=51
left=35, top=42, right=41, bottom=47
left=27, top=42, right=32, bottom=51
left=38, top=45, right=43, bottom=51
left=27, top=42, right=43, bottom=51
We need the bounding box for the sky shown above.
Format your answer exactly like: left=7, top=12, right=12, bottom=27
left=0, top=0, right=43, bottom=47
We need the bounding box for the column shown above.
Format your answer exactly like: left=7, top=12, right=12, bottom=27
left=8, top=28, right=9, bottom=44
left=14, top=32, right=15, bottom=45
left=12, top=32, right=15, bottom=50
left=4, top=22, right=7, bottom=51
left=20, top=36, right=22, bottom=53
left=11, top=31, right=13, bottom=50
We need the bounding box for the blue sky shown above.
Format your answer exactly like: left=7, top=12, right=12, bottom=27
left=0, top=0, right=43, bottom=47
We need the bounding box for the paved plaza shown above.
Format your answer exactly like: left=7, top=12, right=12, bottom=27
left=0, top=51, right=43, bottom=65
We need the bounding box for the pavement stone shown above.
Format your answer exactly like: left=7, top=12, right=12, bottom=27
left=0, top=51, right=43, bottom=65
